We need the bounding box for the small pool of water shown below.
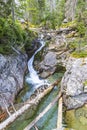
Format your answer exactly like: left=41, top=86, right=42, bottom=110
left=65, top=105, right=87, bottom=130
left=6, top=86, right=59, bottom=130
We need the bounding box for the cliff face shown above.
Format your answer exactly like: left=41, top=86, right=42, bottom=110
left=61, top=57, right=87, bottom=109
left=0, top=54, right=27, bottom=110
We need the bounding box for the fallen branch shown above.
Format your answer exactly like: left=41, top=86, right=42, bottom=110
left=34, top=125, right=39, bottom=130
left=0, top=79, right=60, bottom=130
left=11, top=46, right=21, bottom=55
left=24, top=92, right=62, bottom=130
left=57, top=97, right=63, bottom=130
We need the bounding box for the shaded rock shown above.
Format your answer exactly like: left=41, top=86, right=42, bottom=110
left=0, top=54, right=27, bottom=109
left=43, top=33, right=51, bottom=40
left=39, top=52, right=57, bottom=78
left=25, top=39, right=40, bottom=58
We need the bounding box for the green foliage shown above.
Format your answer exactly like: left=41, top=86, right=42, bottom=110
left=76, top=0, right=86, bottom=15
left=71, top=51, right=87, bottom=58
left=75, top=0, right=87, bottom=37
left=0, top=18, right=24, bottom=44
left=0, top=0, right=12, bottom=18
left=83, top=80, right=87, bottom=86
left=68, top=37, right=87, bottom=58
left=41, top=12, right=58, bottom=29
left=76, top=21, right=86, bottom=37
left=61, top=21, right=77, bottom=28
left=40, top=0, right=65, bottom=29
left=0, top=17, right=37, bottom=54
left=55, top=0, right=65, bottom=28
left=68, top=38, right=87, bottom=49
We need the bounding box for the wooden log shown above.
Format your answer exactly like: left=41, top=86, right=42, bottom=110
left=0, top=79, right=60, bottom=130
left=57, top=97, right=63, bottom=130
left=24, top=92, right=62, bottom=130
left=34, top=125, right=39, bottom=130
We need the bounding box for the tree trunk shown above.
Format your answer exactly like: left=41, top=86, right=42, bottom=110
left=11, top=0, right=15, bottom=22
left=57, top=97, right=63, bottom=129
left=24, top=92, right=62, bottom=130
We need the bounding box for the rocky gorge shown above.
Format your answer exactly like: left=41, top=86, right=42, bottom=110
left=0, top=0, right=87, bottom=129
left=34, top=26, right=87, bottom=110
left=0, top=25, right=87, bottom=113
left=0, top=0, right=87, bottom=115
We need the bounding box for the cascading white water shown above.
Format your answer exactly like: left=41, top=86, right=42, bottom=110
left=26, top=34, right=49, bottom=88
left=26, top=40, right=44, bottom=85
left=23, top=35, right=49, bottom=101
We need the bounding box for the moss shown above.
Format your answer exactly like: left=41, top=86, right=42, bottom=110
left=60, top=21, right=77, bottom=28
left=65, top=106, right=87, bottom=130
left=71, top=51, right=87, bottom=58
left=83, top=80, right=87, bottom=86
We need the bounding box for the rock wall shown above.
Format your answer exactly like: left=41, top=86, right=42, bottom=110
left=0, top=54, right=27, bottom=109
left=61, top=57, right=87, bottom=109
left=37, top=29, right=87, bottom=110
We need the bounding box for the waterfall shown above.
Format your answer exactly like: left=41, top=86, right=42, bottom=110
left=26, top=41, right=44, bottom=84
left=23, top=35, right=49, bottom=101
left=26, top=34, right=48, bottom=86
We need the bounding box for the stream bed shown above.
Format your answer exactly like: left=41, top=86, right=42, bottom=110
left=6, top=36, right=64, bottom=130
left=6, top=72, right=63, bottom=130
left=6, top=72, right=87, bottom=130
left=5, top=35, right=87, bottom=130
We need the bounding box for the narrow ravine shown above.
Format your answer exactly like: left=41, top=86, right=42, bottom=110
left=6, top=72, right=64, bottom=130
left=6, top=34, right=65, bottom=130
left=22, top=35, right=49, bottom=101
left=26, top=35, right=47, bottom=85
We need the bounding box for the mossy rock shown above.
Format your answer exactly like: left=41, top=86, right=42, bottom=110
left=65, top=106, right=87, bottom=130
left=79, top=117, right=87, bottom=125
left=83, top=80, right=87, bottom=86
left=61, top=21, right=77, bottom=29
left=71, top=51, right=87, bottom=58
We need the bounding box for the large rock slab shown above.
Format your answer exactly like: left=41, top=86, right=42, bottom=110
left=61, top=57, right=87, bottom=109
left=0, top=54, right=27, bottom=109
left=39, top=52, right=57, bottom=78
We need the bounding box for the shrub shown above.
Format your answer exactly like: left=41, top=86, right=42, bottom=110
left=0, top=17, right=37, bottom=54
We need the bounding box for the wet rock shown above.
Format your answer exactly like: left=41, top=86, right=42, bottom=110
left=0, top=54, right=27, bottom=109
